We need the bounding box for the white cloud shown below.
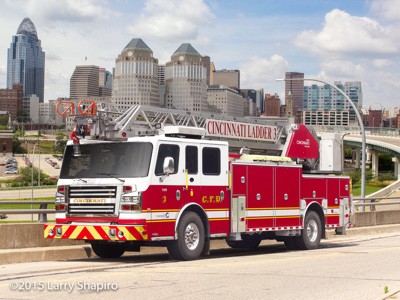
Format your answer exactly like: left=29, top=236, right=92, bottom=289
left=293, top=9, right=400, bottom=58
left=240, top=55, right=290, bottom=89
left=4, top=0, right=117, bottom=23
left=0, top=64, right=6, bottom=89
left=370, top=0, right=400, bottom=20
left=306, top=60, right=400, bottom=109
left=372, top=59, right=392, bottom=68
left=45, top=71, right=71, bottom=100
left=127, top=0, right=214, bottom=42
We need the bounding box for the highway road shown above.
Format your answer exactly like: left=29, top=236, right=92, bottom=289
left=0, top=232, right=399, bottom=299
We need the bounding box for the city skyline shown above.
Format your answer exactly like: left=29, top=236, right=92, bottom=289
left=0, top=0, right=399, bottom=109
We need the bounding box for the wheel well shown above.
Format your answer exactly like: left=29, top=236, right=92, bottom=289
left=176, top=204, right=210, bottom=239
left=306, top=202, right=326, bottom=239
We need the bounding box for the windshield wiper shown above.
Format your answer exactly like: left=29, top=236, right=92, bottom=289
left=96, top=172, right=125, bottom=183
left=75, top=178, right=87, bottom=183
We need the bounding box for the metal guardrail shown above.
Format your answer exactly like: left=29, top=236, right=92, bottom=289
left=0, top=200, right=55, bottom=223
left=353, top=196, right=400, bottom=211
left=0, top=186, right=57, bottom=190
left=354, top=201, right=400, bottom=206
left=1, top=196, right=398, bottom=223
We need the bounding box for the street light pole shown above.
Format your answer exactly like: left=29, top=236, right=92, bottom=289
left=277, top=78, right=367, bottom=206
left=31, top=144, right=37, bottom=222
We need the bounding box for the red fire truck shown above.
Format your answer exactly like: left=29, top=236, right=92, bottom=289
left=45, top=102, right=353, bottom=260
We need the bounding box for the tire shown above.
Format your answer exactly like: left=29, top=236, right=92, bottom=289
left=167, top=212, right=205, bottom=261
left=283, top=237, right=298, bottom=250
left=91, top=242, right=126, bottom=258
left=295, top=211, right=322, bottom=250
left=226, top=234, right=261, bottom=249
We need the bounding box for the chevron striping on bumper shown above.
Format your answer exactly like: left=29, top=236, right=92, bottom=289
left=44, top=224, right=147, bottom=241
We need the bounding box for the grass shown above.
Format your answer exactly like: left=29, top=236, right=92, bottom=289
left=351, top=183, right=382, bottom=197
left=0, top=197, right=55, bottom=209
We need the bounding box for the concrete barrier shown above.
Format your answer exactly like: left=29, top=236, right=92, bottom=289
left=351, top=209, right=400, bottom=227
left=0, top=224, right=83, bottom=250
left=1, top=210, right=400, bottom=251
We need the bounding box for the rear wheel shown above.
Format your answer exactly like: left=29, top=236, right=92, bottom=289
left=91, top=242, right=126, bottom=258
left=167, top=212, right=205, bottom=261
left=295, top=211, right=322, bottom=250
left=226, top=234, right=262, bottom=249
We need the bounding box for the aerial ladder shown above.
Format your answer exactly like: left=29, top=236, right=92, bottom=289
left=58, top=100, right=343, bottom=174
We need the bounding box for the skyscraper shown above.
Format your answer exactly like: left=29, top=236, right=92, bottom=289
left=285, top=72, right=304, bottom=110
left=7, top=18, right=45, bottom=102
left=70, top=65, right=100, bottom=99
left=99, top=68, right=112, bottom=97
left=212, top=69, right=240, bottom=90
left=112, top=38, right=159, bottom=109
left=201, top=56, right=211, bottom=85
left=165, top=43, right=211, bottom=112
left=303, top=81, right=362, bottom=110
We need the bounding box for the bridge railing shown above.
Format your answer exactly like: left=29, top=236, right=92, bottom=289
left=353, top=196, right=400, bottom=211
left=0, top=201, right=54, bottom=223
left=314, top=125, right=400, bottom=137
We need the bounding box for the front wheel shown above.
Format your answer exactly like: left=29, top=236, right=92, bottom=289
left=91, top=242, right=126, bottom=258
left=295, top=211, right=322, bottom=250
left=167, top=212, right=205, bottom=261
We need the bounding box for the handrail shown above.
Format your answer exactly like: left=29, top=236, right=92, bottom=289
left=354, top=201, right=400, bottom=206
left=0, top=200, right=55, bottom=223
left=354, top=196, right=400, bottom=201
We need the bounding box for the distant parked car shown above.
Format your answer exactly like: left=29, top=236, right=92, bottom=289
left=27, top=162, right=32, bottom=167
left=50, top=176, right=59, bottom=181
left=57, top=156, right=62, bottom=161
left=5, top=169, right=18, bottom=174
left=54, top=164, right=60, bottom=169
left=6, top=158, right=16, bottom=164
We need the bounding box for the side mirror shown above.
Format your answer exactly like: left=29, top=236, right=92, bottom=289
left=163, top=157, right=174, bottom=174
left=160, top=157, right=174, bottom=182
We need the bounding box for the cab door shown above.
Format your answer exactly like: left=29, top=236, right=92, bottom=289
left=182, top=145, right=201, bottom=204
left=149, top=143, right=183, bottom=238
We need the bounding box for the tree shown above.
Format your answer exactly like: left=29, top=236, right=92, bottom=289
left=378, top=153, right=394, bottom=172
left=0, top=115, right=8, bottom=126
left=344, top=148, right=354, bottom=159
left=16, top=108, right=27, bottom=123
left=17, top=166, right=49, bottom=186
left=12, top=134, right=24, bottom=153
left=55, top=132, right=67, bottom=154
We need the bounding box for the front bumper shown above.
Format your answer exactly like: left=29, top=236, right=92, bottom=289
left=44, top=224, right=148, bottom=241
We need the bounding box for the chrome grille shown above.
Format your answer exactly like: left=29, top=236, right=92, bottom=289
left=67, top=186, right=117, bottom=216
left=68, top=186, right=117, bottom=198
left=68, top=203, right=116, bottom=215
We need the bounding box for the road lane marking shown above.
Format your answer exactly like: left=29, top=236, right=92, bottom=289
left=1, top=245, right=400, bottom=287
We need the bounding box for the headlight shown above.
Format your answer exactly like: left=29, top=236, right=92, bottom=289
left=121, top=195, right=140, bottom=204
left=120, top=192, right=142, bottom=212
left=55, top=192, right=65, bottom=203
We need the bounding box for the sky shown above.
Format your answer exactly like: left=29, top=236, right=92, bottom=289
left=0, top=0, right=399, bottom=110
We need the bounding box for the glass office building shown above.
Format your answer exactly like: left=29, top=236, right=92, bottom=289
left=7, top=18, right=45, bottom=102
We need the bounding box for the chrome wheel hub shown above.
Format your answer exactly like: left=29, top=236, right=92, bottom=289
left=307, top=219, right=318, bottom=243
left=184, top=223, right=199, bottom=250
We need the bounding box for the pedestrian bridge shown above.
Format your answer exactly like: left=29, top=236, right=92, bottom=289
left=316, top=126, right=400, bottom=179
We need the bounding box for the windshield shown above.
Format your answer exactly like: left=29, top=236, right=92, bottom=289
left=60, top=142, right=153, bottom=179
